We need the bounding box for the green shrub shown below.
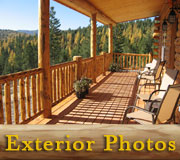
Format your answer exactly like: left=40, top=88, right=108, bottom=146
left=109, top=63, right=120, bottom=72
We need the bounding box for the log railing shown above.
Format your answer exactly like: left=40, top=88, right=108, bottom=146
left=1, top=52, right=154, bottom=124
left=95, top=55, right=104, bottom=78
left=51, top=53, right=113, bottom=105
left=105, top=53, right=113, bottom=72
left=0, top=68, right=43, bottom=124
left=0, top=52, right=112, bottom=124
left=50, top=61, right=77, bottom=105
left=81, top=57, right=94, bottom=80
left=113, top=53, right=152, bottom=70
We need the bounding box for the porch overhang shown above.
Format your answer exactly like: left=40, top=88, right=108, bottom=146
left=54, top=0, right=165, bottom=25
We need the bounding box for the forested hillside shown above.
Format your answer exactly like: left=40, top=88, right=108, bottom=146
left=0, top=7, right=154, bottom=75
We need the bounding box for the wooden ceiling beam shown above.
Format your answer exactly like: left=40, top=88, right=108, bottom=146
left=54, top=0, right=116, bottom=25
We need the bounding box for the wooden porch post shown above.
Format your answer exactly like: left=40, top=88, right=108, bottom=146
left=38, top=0, right=51, bottom=118
left=102, top=52, right=106, bottom=76
left=169, top=21, right=177, bottom=69
left=108, top=24, right=113, bottom=54
left=73, top=56, right=82, bottom=80
left=91, top=13, right=97, bottom=83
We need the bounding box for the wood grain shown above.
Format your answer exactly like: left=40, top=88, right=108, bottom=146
left=0, top=84, right=4, bottom=124
left=0, top=125, right=179, bottom=159
left=4, top=82, right=12, bottom=124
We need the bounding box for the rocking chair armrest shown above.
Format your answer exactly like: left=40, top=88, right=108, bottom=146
left=139, top=75, right=156, bottom=82
left=138, top=66, right=151, bottom=72
left=139, top=71, right=154, bottom=76
left=122, top=106, right=156, bottom=124
left=149, top=68, right=157, bottom=72
left=137, top=82, right=160, bottom=94
left=148, top=90, right=166, bottom=101
left=126, top=106, right=156, bottom=115
left=147, top=99, right=162, bottom=112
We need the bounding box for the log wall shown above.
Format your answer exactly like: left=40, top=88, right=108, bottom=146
left=159, top=0, right=180, bottom=123
left=174, top=16, right=180, bottom=123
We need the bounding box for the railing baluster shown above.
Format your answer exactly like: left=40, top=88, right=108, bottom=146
left=66, top=66, right=68, bottom=95
left=54, top=69, right=57, bottom=102
left=136, top=56, right=138, bottom=69
left=123, top=56, right=125, bottom=68
left=146, top=56, right=148, bottom=64
left=73, top=64, right=75, bottom=87
left=31, top=75, right=37, bottom=115
left=19, top=78, right=26, bottom=122
left=57, top=68, right=60, bottom=100
left=64, top=66, right=67, bottom=96
left=51, top=70, right=54, bottom=103
left=68, top=66, right=70, bottom=94
left=120, top=55, right=122, bottom=68
left=60, top=68, right=63, bottom=99
left=62, top=67, right=65, bottom=98
left=132, top=56, right=135, bottom=69
left=5, top=82, right=12, bottom=124
left=126, top=56, right=127, bottom=68
left=13, top=80, right=19, bottom=124
left=0, top=68, right=42, bottom=124
left=26, top=77, right=31, bottom=118
left=139, top=56, right=140, bottom=68
left=70, top=65, right=72, bottom=92
left=37, top=73, right=41, bottom=112
left=0, top=84, right=4, bottom=124
left=118, top=54, right=120, bottom=66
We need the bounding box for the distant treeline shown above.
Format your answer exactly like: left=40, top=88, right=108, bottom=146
left=0, top=7, right=154, bottom=75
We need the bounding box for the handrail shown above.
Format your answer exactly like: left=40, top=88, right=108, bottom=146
left=51, top=61, right=77, bottom=105
left=113, top=53, right=152, bottom=70
left=0, top=68, right=43, bottom=124
left=50, top=61, right=77, bottom=70
left=114, top=53, right=149, bottom=56
left=0, top=68, right=43, bottom=83
left=0, top=52, right=153, bottom=124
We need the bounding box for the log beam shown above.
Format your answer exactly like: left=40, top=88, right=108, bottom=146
left=91, top=14, right=97, bottom=58
left=54, top=0, right=116, bottom=25
left=38, top=0, right=52, bottom=118
left=108, top=24, right=113, bottom=54
left=91, top=14, right=97, bottom=83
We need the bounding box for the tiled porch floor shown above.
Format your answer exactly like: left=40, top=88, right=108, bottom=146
left=29, top=72, right=138, bottom=124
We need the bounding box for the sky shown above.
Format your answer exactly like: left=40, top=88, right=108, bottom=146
left=0, top=0, right=102, bottom=31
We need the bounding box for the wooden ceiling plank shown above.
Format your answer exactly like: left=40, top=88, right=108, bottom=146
left=54, top=0, right=116, bottom=25
left=88, top=0, right=164, bottom=23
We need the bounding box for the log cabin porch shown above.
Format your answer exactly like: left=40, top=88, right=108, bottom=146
left=28, top=71, right=138, bottom=124
left=1, top=0, right=180, bottom=125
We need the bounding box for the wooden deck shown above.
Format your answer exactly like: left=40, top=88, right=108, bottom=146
left=29, top=72, right=138, bottom=124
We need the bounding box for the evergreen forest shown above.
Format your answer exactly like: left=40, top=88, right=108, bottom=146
left=0, top=7, right=155, bottom=75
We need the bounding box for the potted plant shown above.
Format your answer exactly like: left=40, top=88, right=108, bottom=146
left=109, top=63, right=120, bottom=72
left=73, top=80, right=86, bottom=99
left=80, top=77, right=93, bottom=94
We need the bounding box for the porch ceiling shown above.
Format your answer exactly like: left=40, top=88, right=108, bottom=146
left=54, top=0, right=165, bottom=25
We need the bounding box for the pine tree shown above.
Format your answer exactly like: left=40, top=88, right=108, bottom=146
left=113, top=24, right=124, bottom=53
left=50, top=6, right=62, bottom=65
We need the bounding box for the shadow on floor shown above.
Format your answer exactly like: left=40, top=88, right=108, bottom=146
left=45, top=72, right=138, bottom=124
